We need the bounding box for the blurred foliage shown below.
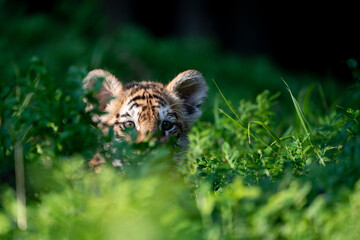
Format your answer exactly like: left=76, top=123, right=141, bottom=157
left=1, top=0, right=360, bottom=239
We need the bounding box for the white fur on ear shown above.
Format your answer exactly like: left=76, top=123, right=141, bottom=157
left=83, top=69, right=123, bottom=113
left=166, top=70, right=208, bottom=123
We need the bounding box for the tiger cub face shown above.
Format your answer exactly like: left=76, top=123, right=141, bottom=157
left=83, top=69, right=208, bottom=149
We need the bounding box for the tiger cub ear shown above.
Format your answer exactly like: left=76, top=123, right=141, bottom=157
left=166, top=70, right=208, bottom=123
left=83, top=69, right=123, bottom=113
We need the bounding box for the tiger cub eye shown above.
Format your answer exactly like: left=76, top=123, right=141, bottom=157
left=122, top=121, right=135, bottom=129
left=162, top=120, right=173, bottom=131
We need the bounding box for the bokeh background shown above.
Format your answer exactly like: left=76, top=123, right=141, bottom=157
left=2, top=1, right=360, bottom=239
left=4, top=0, right=360, bottom=82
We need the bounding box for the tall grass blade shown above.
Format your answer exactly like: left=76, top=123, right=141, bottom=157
left=213, top=80, right=244, bottom=126
left=282, top=78, right=312, bottom=135
left=248, top=120, right=282, bottom=147
left=218, top=109, right=273, bottom=150
left=214, top=80, right=275, bottom=151
left=301, top=83, right=315, bottom=115
left=282, top=79, right=325, bottom=166
left=317, top=82, right=328, bottom=111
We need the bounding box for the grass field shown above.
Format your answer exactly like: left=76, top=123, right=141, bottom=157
left=1, top=1, right=360, bottom=239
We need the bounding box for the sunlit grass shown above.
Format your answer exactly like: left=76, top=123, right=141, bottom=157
left=1, top=3, right=360, bottom=238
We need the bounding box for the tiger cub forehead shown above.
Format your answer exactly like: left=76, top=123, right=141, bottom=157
left=105, top=81, right=184, bottom=129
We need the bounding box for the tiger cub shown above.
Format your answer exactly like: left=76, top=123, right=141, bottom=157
left=83, top=69, right=208, bottom=163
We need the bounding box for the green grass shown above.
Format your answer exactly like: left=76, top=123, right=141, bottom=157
left=1, top=1, right=360, bottom=239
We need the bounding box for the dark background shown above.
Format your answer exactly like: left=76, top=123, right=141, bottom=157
left=9, top=0, right=360, bottom=82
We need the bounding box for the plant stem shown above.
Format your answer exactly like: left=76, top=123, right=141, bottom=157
left=15, top=141, right=27, bottom=230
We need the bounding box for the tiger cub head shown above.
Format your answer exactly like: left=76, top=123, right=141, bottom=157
left=83, top=69, right=208, bottom=149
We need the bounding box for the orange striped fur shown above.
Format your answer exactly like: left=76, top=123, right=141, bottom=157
left=84, top=69, right=208, bottom=152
